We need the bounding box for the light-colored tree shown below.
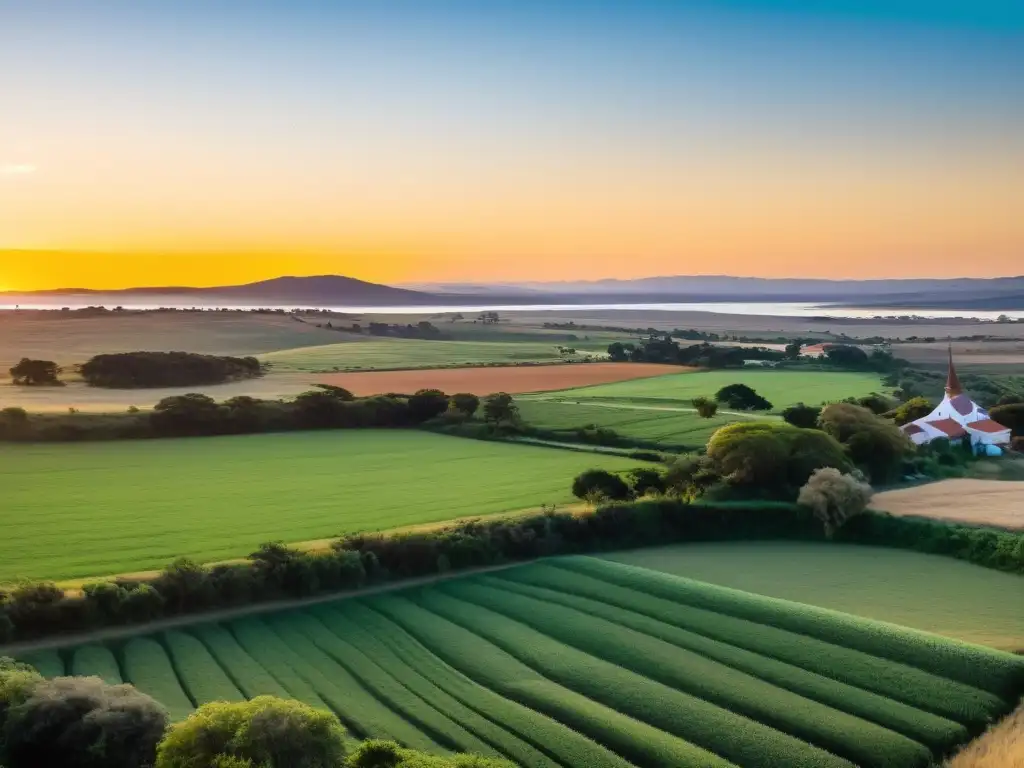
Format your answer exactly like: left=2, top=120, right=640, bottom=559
left=798, top=467, right=874, bottom=538
left=691, top=396, right=718, bottom=419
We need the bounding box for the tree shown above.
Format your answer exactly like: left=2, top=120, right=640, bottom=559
left=150, top=393, right=222, bottom=435
left=691, top=396, right=718, bottom=418
left=155, top=696, right=347, bottom=768
left=706, top=421, right=850, bottom=496
left=627, top=467, right=665, bottom=497
left=311, top=384, right=355, bottom=401
left=781, top=403, right=821, bottom=429
left=152, top=558, right=211, bottom=615
left=818, top=403, right=914, bottom=483
left=989, top=403, right=1024, bottom=436
left=996, top=393, right=1023, bottom=406
left=607, top=342, right=630, bottom=362
left=0, top=658, right=42, bottom=735
left=798, top=467, right=873, bottom=538
left=571, top=469, right=631, bottom=502
left=9, top=358, right=62, bottom=386
left=854, top=393, right=894, bottom=415
left=824, top=345, right=869, bottom=368
left=3, top=676, right=168, bottom=768
left=408, top=389, right=449, bottom=422
left=448, top=393, right=480, bottom=418
left=714, top=383, right=773, bottom=411
left=784, top=342, right=803, bottom=360
left=885, top=397, right=933, bottom=426
left=482, top=393, right=518, bottom=425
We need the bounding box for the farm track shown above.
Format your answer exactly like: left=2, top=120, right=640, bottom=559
left=15, top=557, right=1024, bottom=768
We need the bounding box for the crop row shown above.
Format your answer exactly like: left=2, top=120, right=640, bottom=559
left=15, top=556, right=1023, bottom=768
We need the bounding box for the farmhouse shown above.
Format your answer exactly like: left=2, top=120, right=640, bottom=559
left=901, top=349, right=1012, bottom=450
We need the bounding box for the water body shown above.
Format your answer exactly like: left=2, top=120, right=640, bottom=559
left=1, top=299, right=1021, bottom=321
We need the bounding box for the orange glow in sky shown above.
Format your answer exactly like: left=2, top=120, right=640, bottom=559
left=2, top=2, right=1022, bottom=291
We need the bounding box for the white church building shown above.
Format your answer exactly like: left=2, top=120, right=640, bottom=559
left=901, top=350, right=1012, bottom=449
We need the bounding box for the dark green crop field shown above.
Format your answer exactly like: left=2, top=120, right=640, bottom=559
left=20, top=557, right=1024, bottom=768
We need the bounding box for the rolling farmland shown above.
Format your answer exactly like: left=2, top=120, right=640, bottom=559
left=605, top=542, right=1024, bottom=651
left=0, top=431, right=645, bottom=582
left=534, top=369, right=887, bottom=411
left=21, top=558, right=1024, bottom=768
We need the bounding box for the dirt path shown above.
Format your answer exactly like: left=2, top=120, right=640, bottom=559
left=1, top=562, right=525, bottom=657
left=873, top=479, right=1024, bottom=531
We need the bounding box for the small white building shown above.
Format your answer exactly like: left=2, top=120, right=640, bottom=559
left=901, top=350, right=1012, bottom=448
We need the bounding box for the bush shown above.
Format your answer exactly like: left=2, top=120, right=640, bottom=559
left=0, top=658, right=42, bottom=735
left=885, top=397, right=933, bottom=426
left=627, top=467, right=665, bottom=496
left=2, top=676, right=168, bottom=768
left=715, top=383, right=773, bottom=411
left=798, top=468, right=874, bottom=538
left=692, top=396, right=718, bottom=418
left=80, top=351, right=261, bottom=388
left=571, top=469, right=632, bottom=502
left=347, top=740, right=514, bottom=768
left=156, top=697, right=346, bottom=768
left=781, top=403, right=822, bottom=429
left=482, top=393, right=519, bottom=425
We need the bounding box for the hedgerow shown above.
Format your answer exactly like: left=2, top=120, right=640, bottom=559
left=491, top=567, right=966, bottom=753
left=163, top=631, right=244, bottom=706
left=121, top=638, right=195, bottom=722
left=442, top=578, right=931, bottom=768
left=369, top=595, right=679, bottom=768
left=415, top=589, right=852, bottom=768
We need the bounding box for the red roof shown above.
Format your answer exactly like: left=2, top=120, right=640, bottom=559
left=966, top=418, right=1010, bottom=434
left=925, top=418, right=967, bottom=438
left=902, top=423, right=925, bottom=435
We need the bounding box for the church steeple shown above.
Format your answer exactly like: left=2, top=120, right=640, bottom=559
left=945, top=344, right=963, bottom=397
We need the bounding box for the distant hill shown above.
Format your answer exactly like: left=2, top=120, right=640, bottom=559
left=2, top=275, right=441, bottom=307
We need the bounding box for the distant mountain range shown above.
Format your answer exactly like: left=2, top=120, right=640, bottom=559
left=4, top=273, right=1024, bottom=310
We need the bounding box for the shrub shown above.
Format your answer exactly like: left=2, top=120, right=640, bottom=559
left=449, top=393, right=480, bottom=418
left=715, top=383, right=773, bottom=411
left=155, top=696, right=347, bottom=768
left=2, top=676, right=168, bottom=768
left=691, top=396, right=718, bottom=418
left=781, top=403, right=821, bottom=429
left=627, top=467, right=665, bottom=496
left=798, top=468, right=874, bottom=538
left=885, top=397, right=933, bottom=426
left=571, top=469, right=632, bottom=502
left=0, top=658, right=42, bottom=735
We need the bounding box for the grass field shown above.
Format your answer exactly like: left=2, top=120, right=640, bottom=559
left=20, top=557, right=1024, bottom=768
left=0, top=431, right=645, bottom=582
left=517, top=398, right=748, bottom=448
left=604, top=542, right=1024, bottom=651
left=532, top=369, right=887, bottom=411
left=260, top=337, right=611, bottom=372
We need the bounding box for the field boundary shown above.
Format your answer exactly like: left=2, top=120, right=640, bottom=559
left=0, top=562, right=525, bottom=657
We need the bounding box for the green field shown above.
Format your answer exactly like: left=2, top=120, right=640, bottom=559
left=23, top=557, right=1024, bottom=768
left=260, top=337, right=610, bottom=372
left=517, top=399, right=755, bottom=449
left=0, top=431, right=644, bottom=582
left=532, top=369, right=887, bottom=411
left=605, top=542, right=1024, bottom=652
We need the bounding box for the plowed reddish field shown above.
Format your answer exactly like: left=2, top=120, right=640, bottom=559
left=314, top=362, right=688, bottom=396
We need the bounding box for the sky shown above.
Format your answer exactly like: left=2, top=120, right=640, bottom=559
left=1, top=0, right=1023, bottom=290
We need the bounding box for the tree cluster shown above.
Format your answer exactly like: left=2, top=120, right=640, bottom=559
left=8, top=358, right=63, bottom=386
left=817, top=403, right=914, bottom=484
left=0, top=668, right=510, bottom=768
left=607, top=338, right=782, bottom=368
left=714, top=383, right=773, bottom=411
left=80, top=351, right=263, bottom=389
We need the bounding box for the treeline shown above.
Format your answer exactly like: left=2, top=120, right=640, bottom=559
left=2, top=499, right=1021, bottom=645
left=885, top=367, right=1024, bottom=407
left=295, top=316, right=450, bottom=340
left=0, top=387, right=508, bottom=442
left=0, top=662, right=510, bottom=768
left=79, top=351, right=263, bottom=388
